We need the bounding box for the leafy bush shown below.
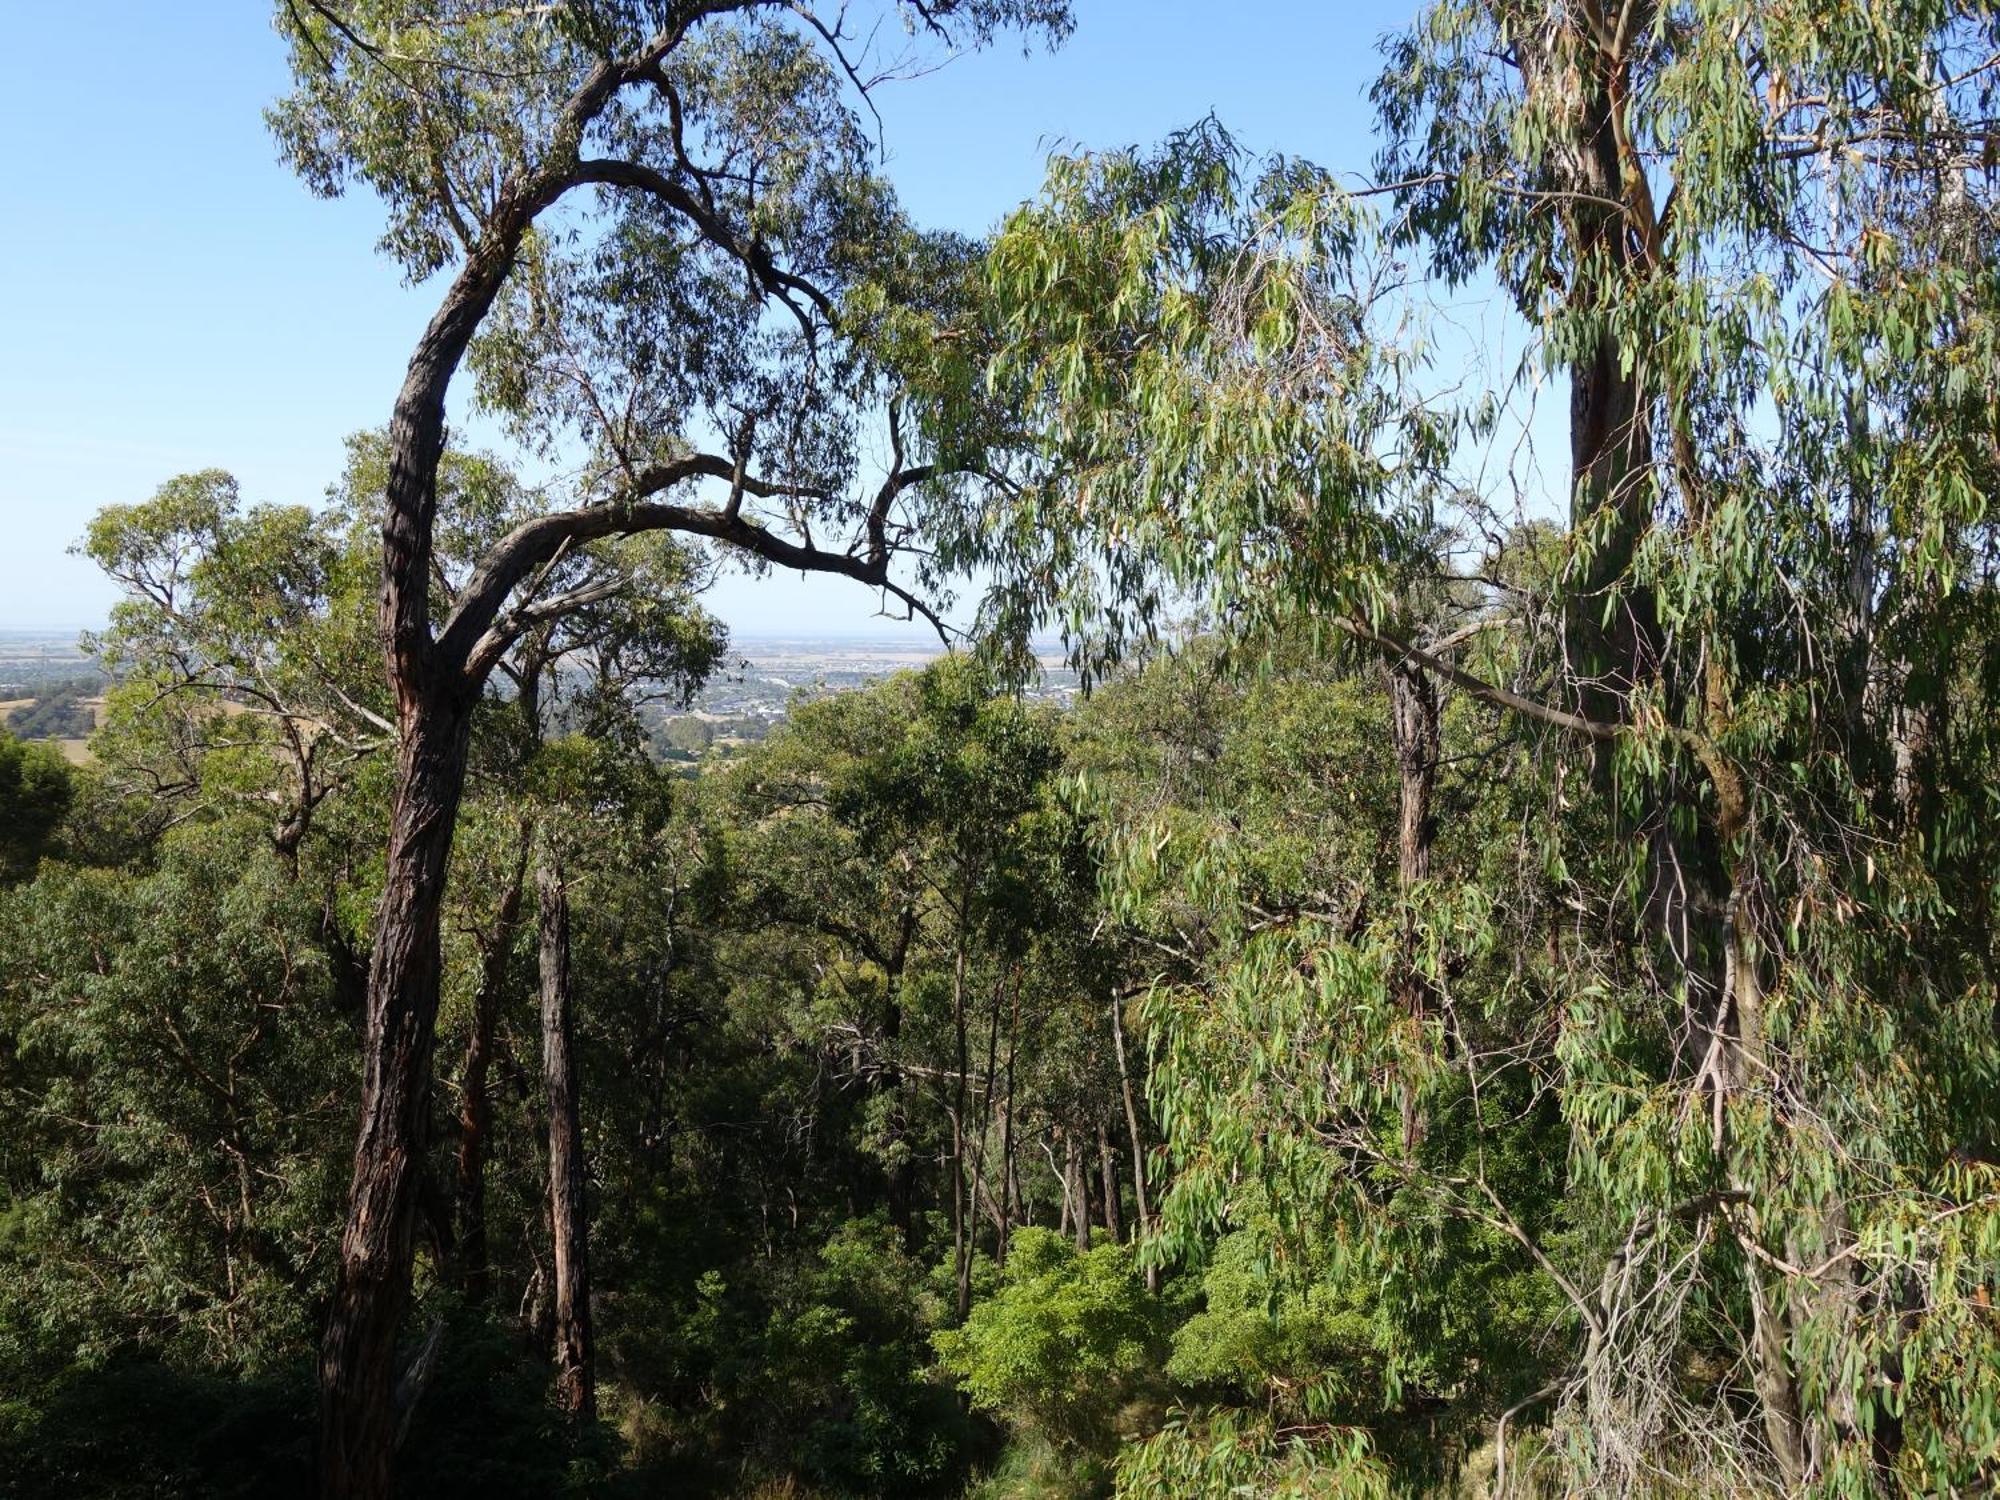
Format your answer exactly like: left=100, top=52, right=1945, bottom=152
left=935, top=1229, right=1165, bottom=1453
left=611, top=1215, right=981, bottom=1497
left=1113, top=1408, right=1389, bottom=1500
left=754, top=1219, right=979, bottom=1495
left=0, top=833, right=352, bottom=1376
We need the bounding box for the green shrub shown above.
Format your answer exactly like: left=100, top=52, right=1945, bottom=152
left=757, top=1218, right=977, bottom=1495
left=1112, top=1407, right=1389, bottom=1500
left=935, top=1229, right=1165, bottom=1453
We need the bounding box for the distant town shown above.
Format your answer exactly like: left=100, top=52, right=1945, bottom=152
left=0, top=628, right=1079, bottom=765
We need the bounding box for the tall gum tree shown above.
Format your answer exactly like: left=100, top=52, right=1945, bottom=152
left=78, top=447, right=724, bottom=1311
left=984, top=3, right=2000, bottom=1489
left=264, top=3, right=1071, bottom=1493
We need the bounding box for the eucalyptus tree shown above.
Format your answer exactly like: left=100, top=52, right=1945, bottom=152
left=0, top=826, right=353, bottom=1385
left=264, top=2, right=1069, bottom=1489
left=1383, top=9, right=2000, bottom=1489
left=0, top=732, right=71, bottom=884
left=986, top=3, right=2000, bottom=1492
left=77, top=443, right=721, bottom=1349
left=714, top=659, right=1106, bottom=1311
left=328, top=432, right=725, bottom=1315
left=83, top=470, right=388, bottom=864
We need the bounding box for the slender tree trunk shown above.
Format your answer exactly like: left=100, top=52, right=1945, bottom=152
left=883, top=904, right=918, bottom=1251
left=997, top=980, right=1020, bottom=1267
left=1066, top=1130, right=1091, bottom=1251
left=1721, top=884, right=1807, bottom=1488
left=950, top=923, right=973, bottom=1320
left=1097, top=1122, right=1124, bottom=1244
left=455, top=823, right=532, bottom=1302
left=1108, top=990, right=1156, bottom=1290
left=959, top=966, right=1006, bottom=1290
left=538, top=857, right=596, bottom=1423
left=1387, top=660, right=1439, bottom=1156
left=1056, top=1137, right=1073, bottom=1243
left=318, top=699, right=475, bottom=1499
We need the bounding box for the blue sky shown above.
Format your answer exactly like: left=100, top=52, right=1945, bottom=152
left=1, top=1, right=1434, bottom=637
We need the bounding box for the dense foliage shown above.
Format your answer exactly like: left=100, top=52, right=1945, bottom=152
left=4, top=0, right=1998, bottom=1496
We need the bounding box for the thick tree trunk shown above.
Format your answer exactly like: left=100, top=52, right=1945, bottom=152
left=317, top=194, right=515, bottom=1497
left=310, top=37, right=907, bottom=1488
left=538, top=857, right=596, bottom=1422
left=318, top=699, right=474, bottom=1500
left=455, top=824, right=532, bottom=1302
left=1554, top=50, right=1659, bottom=752
left=1566, top=330, right=1657, bottom=741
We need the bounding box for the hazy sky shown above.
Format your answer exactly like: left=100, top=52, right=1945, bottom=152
left=1, top=1, right=1431, bottom=637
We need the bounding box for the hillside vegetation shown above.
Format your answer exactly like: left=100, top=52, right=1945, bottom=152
left=2, top=2, right=1998, bottom=1497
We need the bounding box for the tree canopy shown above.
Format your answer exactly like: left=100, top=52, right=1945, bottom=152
left=4, top=2, right=1998, bottom=1497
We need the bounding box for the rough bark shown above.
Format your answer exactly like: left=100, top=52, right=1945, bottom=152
left=1534, top=15, right=1660, bottom=747
left=538, top=857, right=596, bottom=1422
left=1388, top=661, right=1439, bottom=894
left=317, top=700, right=475, bottom=1499
left=312, top=24, right=945, bottom=1492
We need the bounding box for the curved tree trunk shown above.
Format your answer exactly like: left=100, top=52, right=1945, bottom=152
left=308, top=29, right=945, bottom=1490
left=318, top=699, right=475, bottom=1499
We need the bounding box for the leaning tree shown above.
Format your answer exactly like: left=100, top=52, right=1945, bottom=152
left=265, top=2, right=1068, bottom=1492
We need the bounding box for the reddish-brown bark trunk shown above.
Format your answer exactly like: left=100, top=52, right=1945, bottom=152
left=1389, top=662, right=1439, bottom=896
left=317, top=700, right=475, bottom=1499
